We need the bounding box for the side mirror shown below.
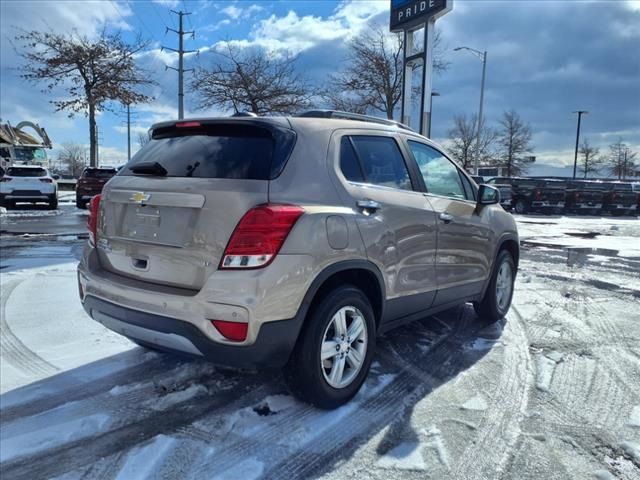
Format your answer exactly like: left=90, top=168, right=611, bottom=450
left=52, top=174, right=60, bottom=180
left=478, top=184, right=500, bottom=206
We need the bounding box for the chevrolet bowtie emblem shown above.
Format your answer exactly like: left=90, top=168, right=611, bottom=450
left=130, top=192, right=150, bottom=203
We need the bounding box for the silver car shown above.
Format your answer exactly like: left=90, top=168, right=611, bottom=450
left=78, top=112, right=518, bottom=409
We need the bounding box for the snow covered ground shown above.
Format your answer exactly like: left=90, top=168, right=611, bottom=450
left=0, top=215, right=639, bottom=479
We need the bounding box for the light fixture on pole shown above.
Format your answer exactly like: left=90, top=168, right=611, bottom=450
left=454, top=46, right=487, bottom=175
left=428, top=91, right=440, bottom=138
left=572, top=110, right=588, bottom=179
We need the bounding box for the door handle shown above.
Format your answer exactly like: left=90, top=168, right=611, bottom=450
left=439, top=212, right=454, bottom=223
left=357, top=199, right=381, bottom=212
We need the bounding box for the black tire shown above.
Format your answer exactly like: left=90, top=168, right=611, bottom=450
left=76, top=195, right=85, bottom=209
left=514, top=199, right=528, bottom=214
left=283, top=285, right=376, bottom=409
left=47, top=196, right=58, bottom=210
left=474, top=250, right=516, bottom=322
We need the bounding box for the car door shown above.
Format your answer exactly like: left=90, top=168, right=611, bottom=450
left=335, top=133, right=439, bottom=320
left=405, top=140, right=494, bottom=306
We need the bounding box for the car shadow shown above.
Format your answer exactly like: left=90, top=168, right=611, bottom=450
left=0, top=303, right=506, bottom=479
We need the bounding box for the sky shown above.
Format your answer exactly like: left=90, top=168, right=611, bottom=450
left=0, top=0, right=639, bottom=173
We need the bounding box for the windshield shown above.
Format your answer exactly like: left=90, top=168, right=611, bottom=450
left=13, top=147, right=47, bottom=162
left=7, top=167, right=47, bottom=177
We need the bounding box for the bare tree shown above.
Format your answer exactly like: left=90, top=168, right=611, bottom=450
left=578, top=138, right=603, bottom=179
left=14, top=30, right=155, bottom=167
left=497, top=110, right=533, bottom=177
left=57, top=143, right=87, bottom=177
left=326, top=25, right=448, bottom=119
left=191, top=44, right=312, bottom=115
left=447, top=114, right=497, bottom=171
left=606, top=138, right=638, bottom=180
left=137, top=132, right=150, bottom=149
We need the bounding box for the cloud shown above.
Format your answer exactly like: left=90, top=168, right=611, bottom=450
left=152, top=0, right=180, bottom=8
left=221, top=5, right=242, bottom=20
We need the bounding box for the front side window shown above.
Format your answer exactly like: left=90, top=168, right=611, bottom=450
left=407, top=141, right=466, bottom=199
left=342, top=136, right=412, bottom=191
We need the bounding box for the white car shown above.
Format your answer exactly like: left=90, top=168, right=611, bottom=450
left=0, top=165, right=58, bottom=209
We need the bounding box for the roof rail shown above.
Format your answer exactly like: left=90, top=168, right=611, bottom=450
left=296, top=110, right=415, bottom=132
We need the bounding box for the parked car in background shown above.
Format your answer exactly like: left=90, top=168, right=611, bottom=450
left=633, top=183, right=640, bottom=215
left=470, top=175, right=484, bottom=184
left=78, top=112, right=519, bottom=409
left=564, top=180, right=605, bottom=215
left=0, top=165, right=58, bottom=209
left=75, top=167, right=117, bottom=209
left=486, top=177, right=565, bottom=214
left=601, top=181, right=638, bottom=216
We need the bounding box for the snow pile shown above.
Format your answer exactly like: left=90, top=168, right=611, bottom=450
left=0, top=413, right=110, bottom=462
left=376, top=441, right=427, bottom=471
left=149, top=384, right=208, bottom=411
left=115, top=435, right=177, bottom=480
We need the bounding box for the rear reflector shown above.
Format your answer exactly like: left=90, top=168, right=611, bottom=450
left=87, top=194, right=102, bottom=245
left=175, top=121, right=201, bottom=128
left=220, top=204, right=304, bottom=269
left=211, top=320, right=248, bottom=342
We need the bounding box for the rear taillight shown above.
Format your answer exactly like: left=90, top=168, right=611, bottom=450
left=574, top=192, right=580, bottom=200
left=0, top=177, right=11, bottom=182
left=175, top=121, right=201, bottom=128
left=87, top=194, right=102, bottom=245
left=39, top=178, right=53, bottom=183
left=220, top=204, right=304, bottom=269
left=211, top=320, right=248, bottom=342
left=534, top=189, right=542, bottom=199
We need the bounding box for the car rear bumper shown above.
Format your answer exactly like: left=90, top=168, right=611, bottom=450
left=82, top=295, right=298, bottom=368
left=0, top=191, right=55, bottom=201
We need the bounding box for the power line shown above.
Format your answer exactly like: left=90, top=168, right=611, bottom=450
left=163, top=10, right=196, bottom=119
left=123, top=0, right=156, bottom=40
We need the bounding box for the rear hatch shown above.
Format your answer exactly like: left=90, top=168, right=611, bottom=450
left=96, top=120, right=295, bottom=290
left=605, top=185, right=637, bottom=207
left=78, top=168, right=116, bottom=191
left=2, top=167, right=48, bottom=192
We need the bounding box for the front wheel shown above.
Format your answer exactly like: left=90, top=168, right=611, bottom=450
left=283, top=285, right=376, bottom=409
left=474, top=250, right=516, bottom=321
left=514, top=199, right=528, bottom=214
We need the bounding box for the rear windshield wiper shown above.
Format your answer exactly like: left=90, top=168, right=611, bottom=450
left=130, top=161, right=168, bottom=176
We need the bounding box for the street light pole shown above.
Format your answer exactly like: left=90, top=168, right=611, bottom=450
left=428, top=91, right=440, bottom=138
left=454, top=47, right=487, bottom=175
left=572, top=110, right=588, bottom=179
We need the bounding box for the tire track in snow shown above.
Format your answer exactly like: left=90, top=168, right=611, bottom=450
left=0, top=278, right=59, bottom=377
left=450, top=305, right=532, bottom=479
left=0, top=373, right=266, bottom=480
left=260, top=309, right=488, bottom=479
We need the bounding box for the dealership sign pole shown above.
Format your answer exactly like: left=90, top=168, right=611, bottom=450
left=391, top=0, right=452, bottom=137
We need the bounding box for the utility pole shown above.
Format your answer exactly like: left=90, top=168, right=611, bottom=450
left=572, top=110, right=588, bottom=179
left=127, top=104, right=131, bottom=162
left=163, top=10, right=195, bottom=119
left=454, top=47, right=487, bottom=175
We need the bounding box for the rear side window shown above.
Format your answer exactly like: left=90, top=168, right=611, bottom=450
left=339, top=138, right=365, bottom=183
left=7, top=167, right=46, bottom=177
left=343, top=136, right=412, bottom=191
left=121, top=123, right=294, bottom=180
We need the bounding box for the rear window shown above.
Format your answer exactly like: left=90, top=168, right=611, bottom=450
left=120, top=123, right=295, bottom=180
left=7, top=167, right=46, bottom=177
left=82, top=168, right=116, bottom=178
